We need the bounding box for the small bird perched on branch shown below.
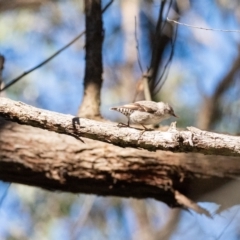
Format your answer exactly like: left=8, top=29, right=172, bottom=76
left=110, top=100, right=177, bottom=130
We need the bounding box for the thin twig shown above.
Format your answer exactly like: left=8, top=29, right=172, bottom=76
left=148, top=0, right=173, bottom=94
left=0, top=0, right=114, bottom=92
left=102, top=0, right=114, bottom=13
left=0, top=31, right=85, bottom=92
left=134, top=16, right=143, bottom=74
left=132, top=79, right=142, bottom=102
left=167, top=17, right=240, bottom=32
left=148, top=1, right=165, bottom=91
left=70, top=195, right=95, bottom=240
left=143, top=75, right=151, bottom=101
left=152, top=1, right=174, bottom=94
left=154, top=21, right=178, bottom=95
left=160, top=0, right=173, bottom=33
left=134, top=16, right=151, bottom=101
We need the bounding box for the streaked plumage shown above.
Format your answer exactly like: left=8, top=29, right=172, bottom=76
left=110, top=100, right=177, bottom=129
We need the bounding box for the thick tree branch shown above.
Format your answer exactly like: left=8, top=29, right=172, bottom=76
left=1, top=97, right=240, bottom=157
left=1, top=117, right=240, bottom=215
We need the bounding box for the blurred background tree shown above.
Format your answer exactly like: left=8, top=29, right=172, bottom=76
left=1, top=0, right=240, bottom=239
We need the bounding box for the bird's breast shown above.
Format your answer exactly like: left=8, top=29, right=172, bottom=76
left=130, top=111, right=165, bottom=125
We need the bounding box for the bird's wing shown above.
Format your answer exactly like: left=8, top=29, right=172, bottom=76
left=134, top=101, right=157, bottom=113
left=116, top=102, right=155, bottom=113
left=111, top=103, right=137, bottom=111
left=111, top=101, right=157, bottom=113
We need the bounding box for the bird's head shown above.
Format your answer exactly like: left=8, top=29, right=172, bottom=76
left=163, top=103, right=178, bottom=118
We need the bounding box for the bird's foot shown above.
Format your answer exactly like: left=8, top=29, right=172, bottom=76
left=141, top=125, right=154, bottom=131
left=117, top=122, right=130, bottom=128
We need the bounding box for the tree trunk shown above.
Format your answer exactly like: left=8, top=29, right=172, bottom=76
left=78, top=0, right=103, bottom=118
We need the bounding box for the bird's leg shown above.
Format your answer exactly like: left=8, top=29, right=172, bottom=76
left=141, top=124, right=154, bottom=131
left=117, top=122, right=128, bottom=127
left=138, top=125, right=154, bottom=139
left=141, top=124, right=148, bottom=131
left=138, top=124, right=147, bottom=136
left=137, top=124, right=149, bottom=139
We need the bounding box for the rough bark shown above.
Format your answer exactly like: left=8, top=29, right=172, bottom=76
left=1, top=117, right=240, bottom=214
left=78, top=0, right=103, bottom=118
left=1, top=97, right=240, bottom=157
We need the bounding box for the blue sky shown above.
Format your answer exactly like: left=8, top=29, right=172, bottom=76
left=0, top=0, right=240, bottom=239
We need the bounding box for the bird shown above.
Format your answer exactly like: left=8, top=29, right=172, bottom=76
left=110, top=100, right=178, bottom=130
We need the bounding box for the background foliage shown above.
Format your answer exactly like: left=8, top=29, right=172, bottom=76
left=1, top=0, right=240, bottom=239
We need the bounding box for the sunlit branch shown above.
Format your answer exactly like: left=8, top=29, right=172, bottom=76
left=134, top=16, right=144, bottom=74
left=1, top=97, right=240, bottom=157
left=167, top=17, right=240, bottom=32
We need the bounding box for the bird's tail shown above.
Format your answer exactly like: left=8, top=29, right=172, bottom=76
left=110, top=107, right=133, bottom=117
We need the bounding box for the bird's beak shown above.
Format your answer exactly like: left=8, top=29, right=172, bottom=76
left=172, top=113, right=178, bottom=118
